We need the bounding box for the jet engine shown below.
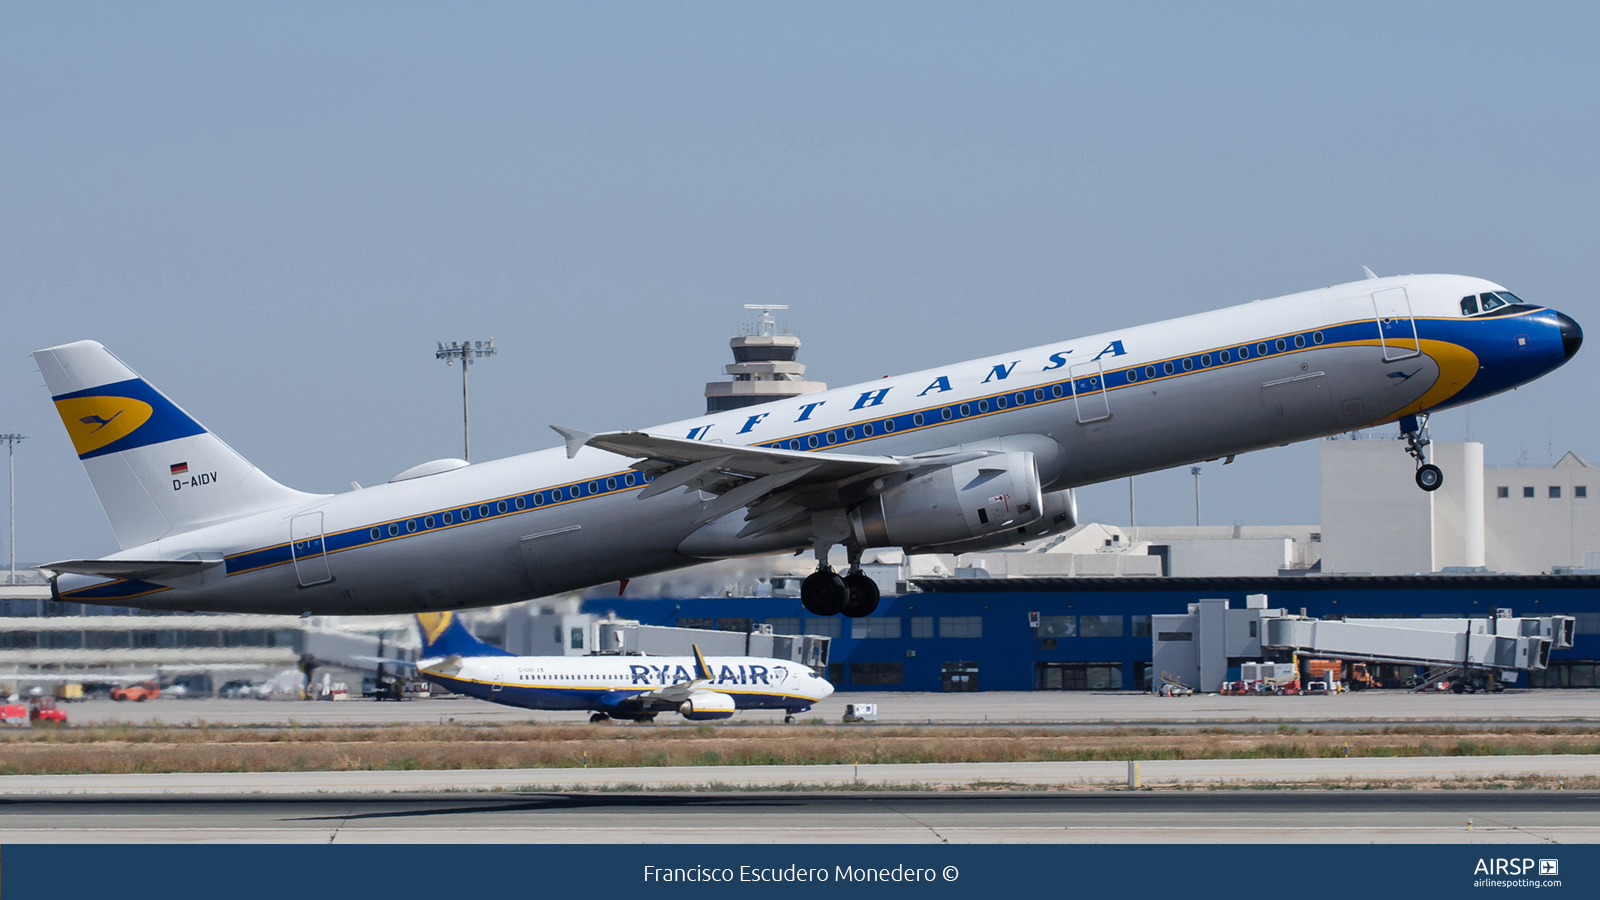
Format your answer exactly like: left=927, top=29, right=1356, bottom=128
left=909, top=488, right=1077, bottom=555
left=849, top=450, right=1044, bottom=549
left=678, top=690, right=736, bottom=720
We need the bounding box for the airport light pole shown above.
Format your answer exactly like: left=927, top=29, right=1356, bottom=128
left=2, top=434, right=25, bottom=585
left=1191, top=466, right=1202, bottom=526
left=435, top=340, right=496, bottom=462
left=1128, top=476, right=1136, bottom=540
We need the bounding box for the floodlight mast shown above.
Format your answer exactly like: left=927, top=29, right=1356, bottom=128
left=434, top=340, right=496, bottom=462
left=2, top=434, right=24, bottom=585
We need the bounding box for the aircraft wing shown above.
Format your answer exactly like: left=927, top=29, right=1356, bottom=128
left=551, top=426, right=988, bottom=528
left=555, top=426, right=898, bottom=477
left=38, top=558, right=219, bottom=580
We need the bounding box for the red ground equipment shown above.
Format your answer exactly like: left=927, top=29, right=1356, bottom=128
left=29, top=696, right=67, bottom=725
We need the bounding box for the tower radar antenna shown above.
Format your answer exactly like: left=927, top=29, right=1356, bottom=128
left=741, top=304, right=788, bottom=337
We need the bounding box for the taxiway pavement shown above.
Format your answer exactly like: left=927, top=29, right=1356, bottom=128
left=0, top=790, right=1592, bottom=843
left=3, top=755, right=1597, bottom=795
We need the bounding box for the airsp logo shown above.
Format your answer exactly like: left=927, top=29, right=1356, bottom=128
left=1474, top=858, right=1549, bottom=876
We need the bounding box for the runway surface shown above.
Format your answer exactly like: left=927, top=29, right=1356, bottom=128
left=0, top=791, right=1593, bottom=843
left=4, top=755, right=1597, bottom=795
left=54, top=689, right=1600, bottom=728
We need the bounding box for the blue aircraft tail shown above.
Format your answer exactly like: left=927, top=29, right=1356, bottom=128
left=415, top=612, right=514, bottom=658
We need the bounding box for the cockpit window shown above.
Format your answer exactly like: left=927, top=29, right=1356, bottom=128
left=1479, top=292, right=1509, bottom=313
left=1495, top=291, right=1525, bottom=306
left=1460, top=295, right=1479, bottom=316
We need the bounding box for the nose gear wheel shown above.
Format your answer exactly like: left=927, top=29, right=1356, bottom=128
left=1400, top=414, right=1442, bottom=492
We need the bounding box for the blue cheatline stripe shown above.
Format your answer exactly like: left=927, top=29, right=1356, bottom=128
left=202, top=310, right=1541, bottom=583
left=53, top=378, right=207, bottom=460
left=58, top=578, right=172, bottom=601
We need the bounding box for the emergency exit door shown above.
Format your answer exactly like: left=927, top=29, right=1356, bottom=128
left=290, top=512, right=333, bottom=587
left=1372, top=287, right=1420, bottom=361
left=1068, top=359, right=1111, bottom=423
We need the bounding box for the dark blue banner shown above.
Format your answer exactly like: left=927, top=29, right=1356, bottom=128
left=4, top=845, right=1594, bottom=899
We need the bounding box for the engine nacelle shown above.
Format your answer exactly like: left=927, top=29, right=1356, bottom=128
left=849, top=451, right=1044, bottom=549
left=678, top=690, right=736, bottom=720
left=909, top=488, right=1078, bottom=555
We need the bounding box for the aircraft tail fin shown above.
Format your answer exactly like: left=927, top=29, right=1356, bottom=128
left=415, top=612, right=515, bottom=658
left=32, top=341, right=317, bottom=550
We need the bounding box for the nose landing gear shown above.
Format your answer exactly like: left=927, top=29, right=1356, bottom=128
left=1401, top=414, right=1443, bottom=492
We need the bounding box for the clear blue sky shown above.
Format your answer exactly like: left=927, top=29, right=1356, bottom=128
left=3, top=3, right=1597, bottom=560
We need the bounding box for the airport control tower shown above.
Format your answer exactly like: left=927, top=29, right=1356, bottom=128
left=704, top=305, right=827, bottom=413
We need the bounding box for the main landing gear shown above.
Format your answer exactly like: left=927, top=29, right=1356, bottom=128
left=1401, top=414, right=1442, bottom=492
left=800, top=545, right=880, bottom=618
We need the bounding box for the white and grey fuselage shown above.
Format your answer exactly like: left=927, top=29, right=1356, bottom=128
left=39, top=273, right=1581, bottom=614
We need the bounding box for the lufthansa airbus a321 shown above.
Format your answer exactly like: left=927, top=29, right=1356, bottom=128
left=33, top=272, right=1581, bottom=617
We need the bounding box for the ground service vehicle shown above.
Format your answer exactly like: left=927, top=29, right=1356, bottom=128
left=110, top=682, right=160, bottom=702
left=29, top=696, right=67, bottom=724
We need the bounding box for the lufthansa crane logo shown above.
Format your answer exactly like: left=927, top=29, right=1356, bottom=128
left=79, top=411, right=124, bottom=432
left=54, top=397, right=155, bottom=456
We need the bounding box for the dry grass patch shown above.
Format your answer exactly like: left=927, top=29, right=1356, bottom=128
left=2, top=723, right=1598, bottom=775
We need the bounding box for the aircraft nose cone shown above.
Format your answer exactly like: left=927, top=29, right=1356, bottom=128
left=1556, top=311, right=1583, bottom=361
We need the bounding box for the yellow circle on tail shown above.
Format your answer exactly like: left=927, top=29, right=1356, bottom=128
left=54, top=396, right=155, bottom=457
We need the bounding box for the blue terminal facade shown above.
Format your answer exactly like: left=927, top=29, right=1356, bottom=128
left=579, top=576, right=1600, bottom=692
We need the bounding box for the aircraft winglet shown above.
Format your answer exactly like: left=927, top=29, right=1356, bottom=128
left=1362, top=265, right=1379, bottom=280
left=692, top=644, right=713, bottom=681
left=549, top=425, right=597, bottom=459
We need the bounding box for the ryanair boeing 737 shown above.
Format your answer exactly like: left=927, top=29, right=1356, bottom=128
left=33, top=273, right=1581, bottom=618
left=401, top=612, right=833, bottom=723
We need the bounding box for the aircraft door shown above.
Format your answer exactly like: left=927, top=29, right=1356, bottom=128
left=520, top=524, right=600, bottom=596
left=1067, top=360, right=1111, bottom=423
left=290, top=512, right=333, bottom=587
left=1372, top=287, right=1420, bottom=361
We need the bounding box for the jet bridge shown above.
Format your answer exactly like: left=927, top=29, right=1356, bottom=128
left=1262, top=610, right=1573, bottom=673
left=1151, top=594, right=1575, bottom=693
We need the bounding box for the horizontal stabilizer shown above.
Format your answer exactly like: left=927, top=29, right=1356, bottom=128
left=39, top=558, right=218, bottom=581
left=351, top=655, right=419, bottom=670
